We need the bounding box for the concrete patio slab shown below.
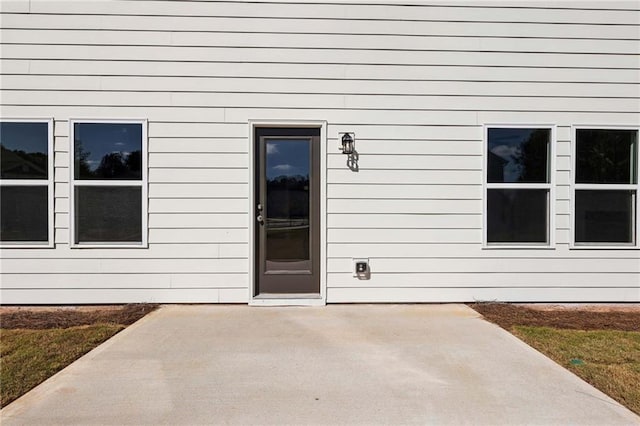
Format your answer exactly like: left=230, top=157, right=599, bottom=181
left=2, top=304, right=639, bottom=425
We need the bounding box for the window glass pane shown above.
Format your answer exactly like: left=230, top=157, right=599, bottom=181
left=575, top=190, right=635, bottom=244
left=265, top=139, right=311, bottom=269
left=487, top=189, right=548, bottom=243
left=487, top=128, right=550, bottom=183
left=74, top=123, right=142, bottom=180
left=75, top=186, right=142, bottom=243
left=576, top=129, right=637, bottom=184
left=0, top=186, right=48, bottom=242
left=0, top=122, right=49, bottom=179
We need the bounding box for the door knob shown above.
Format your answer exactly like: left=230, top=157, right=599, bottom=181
left=256, top=215, right=264, bottom=224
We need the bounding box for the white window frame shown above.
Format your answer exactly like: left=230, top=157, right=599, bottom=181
left=69, top=119, right=148, bottom=248
left=0, top=118, right=54, bottom=248
left=483, top=124, right=556, bottom=249
left=570, top=125, right=639, bottom=249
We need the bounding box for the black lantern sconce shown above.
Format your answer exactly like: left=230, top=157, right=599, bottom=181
left=340, top=132, right=355, bottom=155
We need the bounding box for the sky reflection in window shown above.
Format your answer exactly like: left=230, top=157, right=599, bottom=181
left=488, top=128, right=549, bottom=183
left=74, top=123, right=142, bottom=180
left=266, top=139, right=310, bottom=180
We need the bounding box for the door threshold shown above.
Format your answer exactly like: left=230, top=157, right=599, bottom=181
left=250, top=293, right=325, bottom=306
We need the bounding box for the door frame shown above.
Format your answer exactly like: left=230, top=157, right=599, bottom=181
left=248, top=120, right=327, bottom=306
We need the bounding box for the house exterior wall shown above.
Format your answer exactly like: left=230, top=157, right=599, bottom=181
left=0, top=0, right=638, bottom=304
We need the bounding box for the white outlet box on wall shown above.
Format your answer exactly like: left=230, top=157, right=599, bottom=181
left=352, top=258, right=370, bottom=278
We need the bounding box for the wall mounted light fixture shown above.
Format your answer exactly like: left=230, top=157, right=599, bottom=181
left=339, top=132, right=355, bottom=154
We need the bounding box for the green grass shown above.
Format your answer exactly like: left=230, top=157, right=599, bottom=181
left=512, top=326, right=640, bottom=415
left=0, top=324, right=124, bottom=407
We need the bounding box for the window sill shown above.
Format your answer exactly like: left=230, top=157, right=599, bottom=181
left=482, top=244, right=555, bottom=250
left=0, top=242, right=54, bottom=249
left=569, top=244, right=639, bottom=250
left=71, top=242, right=148, bottom=249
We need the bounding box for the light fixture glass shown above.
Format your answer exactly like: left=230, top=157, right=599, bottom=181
left=340, top=133, right=354, bottom=154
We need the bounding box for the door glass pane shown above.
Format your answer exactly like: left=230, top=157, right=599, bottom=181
left=487, top=128, right=550, bottom=183
left=575, top=190, right=635, bottom=244
left=487, top=189, right=548, bottom=243
left=0, top=186, right=48, bottom=242
left=576, top=129, right=637, bottom=184
left=0, top=122, right=49, bottom=179
left=75, top=186, right=142, bottom=243
left=74, top=123, right=143, bottom=180
left=265, top=139, right=310, bottom=270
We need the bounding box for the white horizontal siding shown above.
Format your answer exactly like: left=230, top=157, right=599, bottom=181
left=150, top=139, right=247, bottom=153
left=326, top=243, right=640, bottom=258
left=328, top=229, right=482, bottom=243
left=328, top=214, right=481, bottom=229
left=327, top=258, right=640, bottom=274
left=328, top=199, right=480, bottom=214
left=149, top=169, right=249, bottom=183
left=0, top=288, right=247, bottom=304
left=0, top=243, right=248, bottom=259
left=1, top=0, right=638, bottom=304
left=149, top=199, right=248, bottom=214
left=4, top=105, right=637, bottom=128
left=4, top=14, right=638, bottom=38
left=149, top=184, right=249, bottom=199
left=149, top=229, right=248, bottom=244
left=0, top=258, right=249, bottom=274
left=11, top=1, right=640, bottom=24
left=0, top=273, right=248, bottom=289
left=327, top=272, right=640, bottom=287
left=149, top=213, right=249, bottom=228
left=4, top=60, right=637, bottom=84
left=3, top=91, right=636, bottom=112
left=327, top=185, right=482, bottom=200
left=326, top=287, right=640, bottom=303
left=149, top=153, right=248, bottom=169
left=5, top=38, right=640, bottom=58
left=3, top=76, right=639, bottom=99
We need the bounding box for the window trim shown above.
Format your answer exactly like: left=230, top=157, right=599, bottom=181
left=0, top=118, right=54, bottom=249
left=482, top=124, right=556, bottom=249
left=69, top=119, right=148, bottom=248
left=570, top=125, right=639, bottom=249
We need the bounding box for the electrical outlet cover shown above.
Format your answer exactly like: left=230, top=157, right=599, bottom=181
left=352, top=258, right=369, bottom=277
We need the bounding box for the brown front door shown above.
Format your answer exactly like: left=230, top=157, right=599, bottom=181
left=255, top=127, right=320, bottom=295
